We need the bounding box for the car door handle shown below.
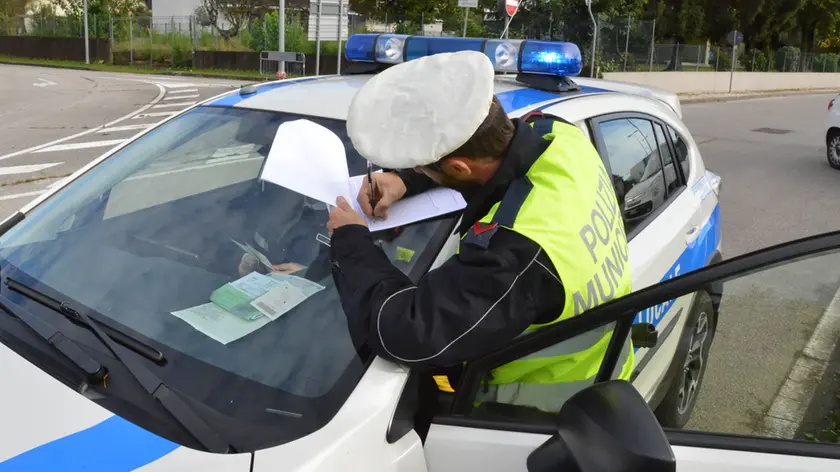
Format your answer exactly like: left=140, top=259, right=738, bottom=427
left=685, top=225, right=701, bottom=244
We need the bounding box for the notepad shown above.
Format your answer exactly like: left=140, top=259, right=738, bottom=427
left=259, top=119, right=466, bottom=232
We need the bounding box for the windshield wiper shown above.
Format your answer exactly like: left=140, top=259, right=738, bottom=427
left=0, top=294, right=105, bottom=382
left=5, top=278, right=165, bottom=364
left=5, top=277, right=235, bottom=454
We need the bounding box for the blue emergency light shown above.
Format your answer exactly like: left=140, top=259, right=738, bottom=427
left=344, top=34, right=583, bottom=77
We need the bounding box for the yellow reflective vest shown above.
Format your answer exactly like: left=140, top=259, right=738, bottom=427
left=469, top=120, right=634, bottom=412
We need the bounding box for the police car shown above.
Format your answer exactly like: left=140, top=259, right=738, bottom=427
left=826, top=94, right=840, bottom=169
left=3, top=34, right=840, bottom=471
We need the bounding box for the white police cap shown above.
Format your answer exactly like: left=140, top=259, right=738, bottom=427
left=347, top=50, right=495, bottom=169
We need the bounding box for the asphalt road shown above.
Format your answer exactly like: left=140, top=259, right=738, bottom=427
left=1, top=66, right=839, bottom=440
left=681, top=93, right=840, bottom=437
left=0, top=64, right=249, bottom=217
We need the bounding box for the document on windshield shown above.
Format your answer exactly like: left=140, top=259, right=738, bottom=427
left=171, top=303, right=272, bottom=345
left=259, top=119, right=466, bottom=231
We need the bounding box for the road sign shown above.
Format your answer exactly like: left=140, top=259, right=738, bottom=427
left=726, top=30, right=744, bottom=46
left=505, top=0, right=520, bottom=17
left=308, top=0, right=350, bottom=41
left=458, top=0, right=478, bottom=8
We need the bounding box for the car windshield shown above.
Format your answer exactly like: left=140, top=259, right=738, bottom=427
left=0, top=105, right=457, bottom=450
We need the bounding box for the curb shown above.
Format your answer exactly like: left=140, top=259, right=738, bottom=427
left=681, top=89, right=839, bottom=104
left=759, top=286, right=840, bottom=439
left=0, top=60, right=267, bottom=83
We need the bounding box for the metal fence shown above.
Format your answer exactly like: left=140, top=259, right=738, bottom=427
left=2, top=11, right=839, bottom=76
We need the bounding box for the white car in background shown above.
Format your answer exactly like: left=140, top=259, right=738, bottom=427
left=11, top=34, right=840, bottom=472
left=826, top=95, right=840, bottom=169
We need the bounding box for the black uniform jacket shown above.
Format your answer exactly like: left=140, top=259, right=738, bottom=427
left=330, top=119, right=567, bottom=369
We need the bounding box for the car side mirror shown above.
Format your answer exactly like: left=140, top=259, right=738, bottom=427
left=527, top=380, right=676, bottom=472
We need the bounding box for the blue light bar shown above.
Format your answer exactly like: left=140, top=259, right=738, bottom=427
left=404, top=37, right=485, bottom=61
left=344, top=34, right=583, bottom=78
left=484, top=39, right=523, bottom=72
left=520, top=41, right=582, bottom=76
left=345, top=34, right=377, bottom=62
left=375, top=34, right=408, bottom=64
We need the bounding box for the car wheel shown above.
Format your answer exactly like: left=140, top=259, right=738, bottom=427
left=654, top=291, right=716, bottom=429
left=827, top=130, right=840, bottom=170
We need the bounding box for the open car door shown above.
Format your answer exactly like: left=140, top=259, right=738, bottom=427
left=420, top=229, right=840, bottom=471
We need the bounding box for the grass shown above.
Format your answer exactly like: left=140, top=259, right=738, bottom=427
left=0, top=55, right=269, bottom=80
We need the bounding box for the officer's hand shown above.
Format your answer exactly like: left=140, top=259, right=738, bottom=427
left=272, top=263, right=306, bottom=275
left=328, top=197, right=368, bottom=236
left=238, top=254, right=260, bottom=277
left=357, top=172, right=407, bottom=220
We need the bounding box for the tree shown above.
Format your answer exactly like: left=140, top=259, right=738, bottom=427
left=51, top=0, right=148, bottom=17
left=796, top=0, right=840, bottom=56
left=0, top=0, right=32, bottom=17
left=0, top=0, right=33, bottom=34
left=646, top=0, right=707, bottom=70
left=196, top=0, right=271, bottom=40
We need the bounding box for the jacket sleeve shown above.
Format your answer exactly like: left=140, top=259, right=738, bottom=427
left=329, top=224, right=565, bottom=369
left=395, top=169, right=438, bottom=197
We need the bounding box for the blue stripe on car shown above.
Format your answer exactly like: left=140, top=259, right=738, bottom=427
left=633, top=203, right=721, bottom=340
left=495, top=85, right=610, bottom=113
left=0, top=416, right=179, bottom=471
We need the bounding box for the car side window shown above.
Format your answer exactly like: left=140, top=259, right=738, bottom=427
left=598, top=118, right=668, bottom=234
left=654, top=123, right=682, bottom=194
left=668, top=126, right=691, bottom=180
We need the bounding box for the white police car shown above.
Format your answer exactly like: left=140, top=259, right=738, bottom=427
left=826, top=95, right=840, bottom=169
left=5, top=34, right=839, bottom=472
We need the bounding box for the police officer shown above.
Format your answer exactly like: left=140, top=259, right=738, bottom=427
left=327, top=50, right=634, bottom=411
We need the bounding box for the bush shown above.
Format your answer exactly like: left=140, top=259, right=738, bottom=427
left=775, top=46, right=800, bottom=72
left=814, top=53, right=839, bottom=72
left=740, top=49, right=769, bottom=71
left=712, top=47, right=734, bottom=71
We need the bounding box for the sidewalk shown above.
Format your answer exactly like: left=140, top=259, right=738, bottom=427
left=680, top=88, right=839, bottom=104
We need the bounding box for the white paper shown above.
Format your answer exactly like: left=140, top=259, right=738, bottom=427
left=171, top=303, right=271, bottom=345
left=250, top=281, right=310, bottom=320
left=348, top=174, right=467, bottom=232
left=230, top=272, right=283, bottom=298
left=259, top=119, right=352, bottom=206
left=268, top=273, right=326, bottom=297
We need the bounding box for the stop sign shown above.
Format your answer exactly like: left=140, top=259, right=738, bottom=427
left=505, top=0, right=519, bottom=17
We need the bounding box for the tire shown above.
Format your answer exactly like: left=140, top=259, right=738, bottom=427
left=654, top=291, right=716, bottom=429
left=827, top=130, right=840, bottom=170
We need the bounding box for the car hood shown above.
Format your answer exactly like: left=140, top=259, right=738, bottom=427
left=0, top=341, right=251, bottom=471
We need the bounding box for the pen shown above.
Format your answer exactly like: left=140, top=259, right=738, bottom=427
left=367, top=161, right=376, bottom=215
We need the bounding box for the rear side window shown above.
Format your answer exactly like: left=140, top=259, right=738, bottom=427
left=598, top=118, right=668, bottom=234
left=654, top=123, right=682, bottom=194
left=667, top=126, right=690, bottom=180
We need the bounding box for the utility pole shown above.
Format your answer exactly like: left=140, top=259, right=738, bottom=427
left=279, top=0, right=286, bottom=73
left=84, top=0, right=90, bottom=64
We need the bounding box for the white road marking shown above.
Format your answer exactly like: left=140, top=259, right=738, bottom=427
left=760, top=286, right=840, bottom=438
left=167, top=88, right=199, bottom=94
left=32, top=78, right=57, bottom=88
left=132, top=111, right=177, bottom=119
left=160, top=83, right=200, bottom=89
left=0, top=83, right=166, bottom=161
left=34, top=139, right=126, bottom=153
left=96, top=124, right=153, bottom=133
left=0, top=163, right=62, bottom=175
left=152, top=102, right=196, bottom=109
left=164, top=94, right=199, bottom=100
left=0, top=190, right=45, bottom=202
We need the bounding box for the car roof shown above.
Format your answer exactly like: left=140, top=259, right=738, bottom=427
left=206, top=73, right=682, bottom=121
